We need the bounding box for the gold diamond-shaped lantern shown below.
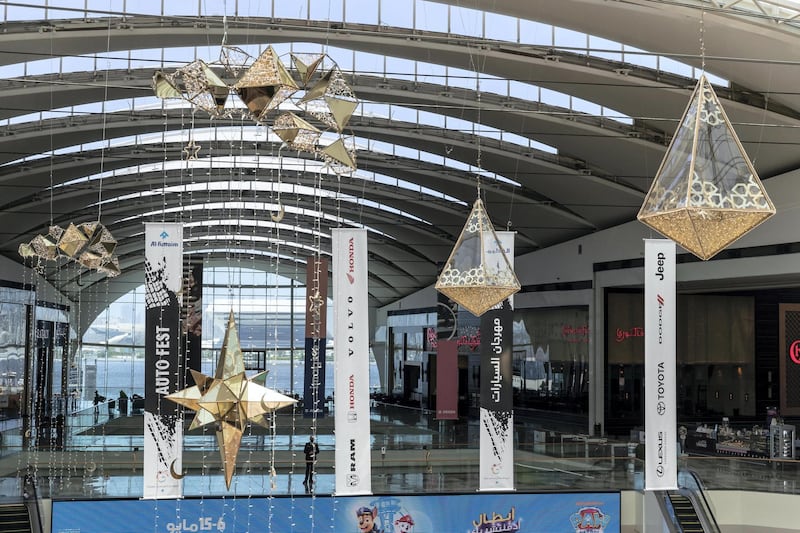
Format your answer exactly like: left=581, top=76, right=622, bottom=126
left=298, top=67, right=358, bottom=132
left=174, top=60, right=230, bottom=116
left=319, top=137, right=357, bottom=174
left=637, top=75, right=775, bottom=260
left=233, top=46, right=298, bottom=122
left=272, top=112, right=321, bottom=152
left=166, top=310, right=297, bottom=489
left=435, top=197, right=520, bottom=317
left=291, top=53, right=325, bottom=87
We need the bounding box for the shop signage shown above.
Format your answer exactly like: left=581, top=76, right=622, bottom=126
left=790, top=340, right=800, bottom=365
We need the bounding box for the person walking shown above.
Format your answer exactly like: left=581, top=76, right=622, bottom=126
left=303, top=435, right=319, bottom=489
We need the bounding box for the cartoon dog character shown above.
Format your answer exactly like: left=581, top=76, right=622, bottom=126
left=394, top=514, right=414, bottom=533
left=356, top=506, right=382, bottom=533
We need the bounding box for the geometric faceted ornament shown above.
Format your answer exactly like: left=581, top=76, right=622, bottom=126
left=166, top=310, right=297, bottom=489
left=18, top=221, right=120, bottom=277
left=154, top=46, right=360, bottom=175
left=435, top=197, right=520, bottom=317
left=637, top=74, right=775, bottom=260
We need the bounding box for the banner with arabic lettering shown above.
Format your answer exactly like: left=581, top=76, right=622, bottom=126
left=644, top=239, right=677, bottom=491
left=52, top=492, right=620, bottom=533
left=332, top=228, right=372, bottom=495
left=479, top=231, right=515, bottom=491
left=143, top=222, right=183, bottom=499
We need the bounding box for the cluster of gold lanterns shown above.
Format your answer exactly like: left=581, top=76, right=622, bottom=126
left=19, top=221, right=120, bottom=277
left=153, top=45, right=359, bottom=174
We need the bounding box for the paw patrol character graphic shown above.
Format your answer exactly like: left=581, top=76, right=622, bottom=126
left=357, top=506, right=383, bottom=533
left=394, top=514, right=414, bottom=533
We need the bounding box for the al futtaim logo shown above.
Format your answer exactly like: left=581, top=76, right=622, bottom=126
left=346, top=237, right=355, bottom=284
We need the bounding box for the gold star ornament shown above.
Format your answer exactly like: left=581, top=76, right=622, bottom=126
left=166, top=310, right=297, bottom=489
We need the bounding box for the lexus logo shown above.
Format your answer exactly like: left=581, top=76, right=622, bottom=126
left=656, top=465, right=664, bottom=477
left=657, top=401, right=666, bottom=416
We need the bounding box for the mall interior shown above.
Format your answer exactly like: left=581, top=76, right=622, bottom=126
left=2, top=1, right=800, bottom=532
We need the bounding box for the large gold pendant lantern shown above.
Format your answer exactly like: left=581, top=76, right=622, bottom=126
left=435, top=197, right=520, bottom=317
left=637, top=74, right=775, bottom=260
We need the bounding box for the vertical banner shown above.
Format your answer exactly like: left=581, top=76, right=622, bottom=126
left=143, top=223, right=184, bottom=499
left=332, top=228, right=372, bottom=495
left=304, top=256, right=329, bottom=418
left=479, top=231, right=515, bottom=491
left=435, top=340, right=458, bottom=419
left=181, top=258, right=203, bottom=387
left=644, top=239, right=677, bottom=491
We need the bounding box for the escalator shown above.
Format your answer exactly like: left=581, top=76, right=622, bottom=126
left=0, top=503, right=32, bottom=533
left=667, top=492, right=704, bottom=532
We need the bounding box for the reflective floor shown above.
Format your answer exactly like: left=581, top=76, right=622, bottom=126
left=1, top=403, right=800, bottom=500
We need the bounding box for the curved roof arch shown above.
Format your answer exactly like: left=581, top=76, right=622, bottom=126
left=1, top=5, right=799, bottom=311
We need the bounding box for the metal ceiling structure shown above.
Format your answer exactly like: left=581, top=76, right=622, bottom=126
left=1, top=0, right=799, bottom=322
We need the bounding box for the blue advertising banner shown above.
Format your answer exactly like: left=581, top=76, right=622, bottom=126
left=52, top=492, right=620, bottom=533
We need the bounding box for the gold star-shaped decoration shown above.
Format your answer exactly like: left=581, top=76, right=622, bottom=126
left=183, top=139, right=201, bottom=160
left=307, top=289, right=324, bottom=317
left=166, top=310, right=297, bottom=489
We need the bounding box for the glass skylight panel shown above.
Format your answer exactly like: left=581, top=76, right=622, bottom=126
left=414, top=0, right=448, bottom=33
left=659, top=56, right=693, bottom=78
left=6, top=4, right=44, bottom=21
left=589, top=36, right=623, bottom=62
left=86, top=0, right=125, bottom=16
left=418, top=110, right=444, bottom=129
left=485, top=12, right=518, bottom=41
left=310, top=0, right=344, bottom=21
left=519, top=19, right=554, bottom=46
left=46, top=0, right=85, bottom=20
left=274, top=1, right=308, bottom=20
left=416, top=61, right=447, bottom=84
left=449, top=5, right=484, bottom=38
left=554, top=27, right=588, bottom=52
left=354, top=51, right=384, bottom=77
left=386, top=0, right=414, bottom=28
left=480, top=77, right=508, bottom=97
left=446, top=66, right=478, bottom=91
left=572, top=98, right=602, bottom=118
left=347, top=0, right=379, bottom=25
left=623, top=44, right=658, bottom=69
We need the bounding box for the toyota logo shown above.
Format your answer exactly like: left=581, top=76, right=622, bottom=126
left=657, top=401, right=666, bottom=415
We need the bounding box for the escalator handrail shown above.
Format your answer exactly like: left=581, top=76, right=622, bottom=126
left=679, top=469, right=721, bottom=533
left=23, top=474, right=44, bottom=533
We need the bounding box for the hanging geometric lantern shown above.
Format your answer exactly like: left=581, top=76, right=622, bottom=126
left=637, top=74, right=775, bottom=260
left=153, top=46, right=360, bottom=174
left=166, top=311, right=297, bottom=489
left=435, top=197, right=520, bottom=317
left=19, top=221, right=121, bottom=277
left=272, top=112, right=321, bottom=152
left=233, top=46, right=298, bottom=122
